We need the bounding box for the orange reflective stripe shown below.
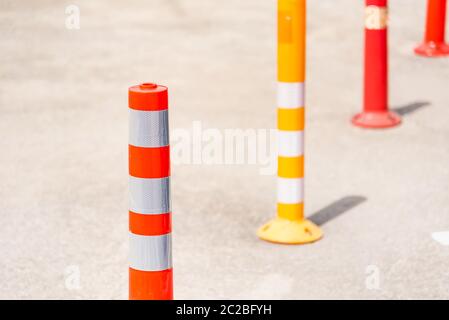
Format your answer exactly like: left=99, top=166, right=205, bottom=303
left=129, top=145, right=170, bottom=178
left=129, top=211, right=171, bottom=236
left=129, top=268, right=173, bottom=300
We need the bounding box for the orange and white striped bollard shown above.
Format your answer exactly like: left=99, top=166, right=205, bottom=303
left=257, top=0, right=323, bottom=244
left=129, top=83, right=173, bottom=300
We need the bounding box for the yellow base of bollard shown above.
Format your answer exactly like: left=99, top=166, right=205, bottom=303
left=257, top=218, right=323, bottom=245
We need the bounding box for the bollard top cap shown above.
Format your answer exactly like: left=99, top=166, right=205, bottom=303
left=366, top=0, right=387, bottom=7
left=129, top=83, right=168, bottom=111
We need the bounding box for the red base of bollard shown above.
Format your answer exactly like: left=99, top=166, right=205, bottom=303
left=352, top=111, right=401, bottom=129
left=414, top=42, right=449, bottom=57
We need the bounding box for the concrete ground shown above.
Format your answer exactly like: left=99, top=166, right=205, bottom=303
left=1, top=0, right=449, bottom=299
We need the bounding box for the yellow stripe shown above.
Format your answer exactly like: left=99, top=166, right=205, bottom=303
left=278, top=108, right=305, bottom=131
left=278, top=156, right=304, bottom=178
left=278, top=0, right=306, bottom=82
left=277, top=203, right=304, bottom=221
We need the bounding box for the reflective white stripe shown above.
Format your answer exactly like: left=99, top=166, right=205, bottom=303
left=129, top=176, right=170, bottom=214
left=277, top=177, right=304, bottom=204
left=277, top=130, right=304, bottom=157
left=277, top=82, right=305, bottom=109
left=129, top=233, right=172, bottom=271
left=129, top=109, right=169, bottom=147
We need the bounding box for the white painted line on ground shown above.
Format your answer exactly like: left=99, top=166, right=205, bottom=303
left=431, top=231, right=449, bottom=246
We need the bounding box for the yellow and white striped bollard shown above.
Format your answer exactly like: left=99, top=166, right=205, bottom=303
left=257, top=0, right=323, bottom=244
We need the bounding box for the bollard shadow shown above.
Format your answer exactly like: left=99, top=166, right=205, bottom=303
left=309, top=196, right=367, bottom=226
left=392, top=101, right=430, bottom=116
